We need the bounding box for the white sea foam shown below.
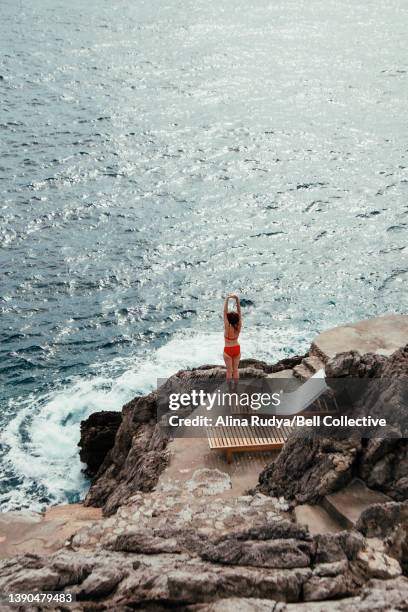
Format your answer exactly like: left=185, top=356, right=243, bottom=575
left=1, top=325, right=301, bottom=511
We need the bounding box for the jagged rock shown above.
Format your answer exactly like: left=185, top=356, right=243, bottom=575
left=0, top=551, right=94, bottom=593
left=196, top=577, right=408, bottom=611
left=201, top=538, right=312, bottom=569
left=119, top=564, right=312, bottom=605
left=0, top=567, right=62, bottom=593
left=258, top=346, right=408, bottom=504
left=198, top=521, right=313, bottom=569
left=229, top=521, right=312, bottom=541
left=355, top=576, right=408, bottom=610
left=285, top=576, right=408, bottom=610
left=0, top=525, right=399, bottom=610
left=74, top=567, right=127, bottom=598
left=356, top=501, right=408, bottom=538
left=227, top=355, right=306, bottom=375
left=84, top=416, right=169, bottom=514
left=325, top=351, right=387, bottom=378
left=358, top=439, right=408, bottom=500
left=110, top=530, right=184, bottom=554
left=311, top=560, right=348, bottom=576
left=357, top=547, right=402, bottom=579
left=303, top=572, right=361, bottom=602
left=78, top=411, right=122, bottom=476
left=314, top=532, right=364, bottom=564
left=258, top=436, right=360, bottom=504
left=0, top=549, right=311, bottom=606
left=356, top=501, right=408, bottom=574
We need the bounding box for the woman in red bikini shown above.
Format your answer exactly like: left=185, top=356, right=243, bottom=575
left=223, top=294, right=242, bottom=383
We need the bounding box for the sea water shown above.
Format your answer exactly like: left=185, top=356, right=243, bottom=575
left=1, top=0, right=407, bottom=510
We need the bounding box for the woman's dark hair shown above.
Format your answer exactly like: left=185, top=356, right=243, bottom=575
left=227, top=311, right=240, bottom=329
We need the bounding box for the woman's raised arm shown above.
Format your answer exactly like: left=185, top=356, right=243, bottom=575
left=234, top=295, right=241, bottom=318
left=223, top=295, right=230, bottom=326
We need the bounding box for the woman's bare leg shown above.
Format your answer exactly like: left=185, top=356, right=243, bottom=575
left=232, top=354, right=240, bottom=385
left=223, top=352, right=233, bottom=381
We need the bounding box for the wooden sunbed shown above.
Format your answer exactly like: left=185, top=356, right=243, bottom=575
left=206, top=369, right=339, bottom=462
left=206, top=396, right=337, bottom=462
left=206, top=423, right=293, bottom=463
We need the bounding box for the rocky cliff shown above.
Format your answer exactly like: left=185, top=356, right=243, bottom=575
left=82, top=355, right=305, bottom=515
left=258, top=345, right=408, bottom=504
left=1, top=316, right=407, bottom=609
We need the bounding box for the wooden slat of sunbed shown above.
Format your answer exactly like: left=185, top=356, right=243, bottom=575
left=278, top=426, right=285, bottom=443
left=264, top=425, right=278, bottom=444
left=265, top=426, right=277, bottom=445
left=222, top=428, right=229, bottom=446
left=244, top=426, right=254, bottom=445
left=236, top=425, right=246, bottom=445
left=217, top=425, right=226, bottom=447
left=279, top=425, right=291, bottom=444
left=227, top=425, right=237, bottom=447
left=256, top=427, right=267, bottom=443
left=208, top=426, right=223, bottom=449
left=220, top=425, right=230, bottom=448
left=268, top=425, right=281, bottom=444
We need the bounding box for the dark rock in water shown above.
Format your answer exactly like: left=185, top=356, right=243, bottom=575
left=78, top=411, right=122, bottom=477
left=83, top=393, right=169, bottom=514
left=258, top=346, right=408, bottom=504
left=239, top=298, right=254, bottom=307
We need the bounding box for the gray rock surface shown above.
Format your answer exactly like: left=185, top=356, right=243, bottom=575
left=356, top=501, right=408, bottom=574
left=3, top=470, right=403, bottom=610
left=311, top=314, right=408, bottom=360
left=258, top=345, right=408, bottom=504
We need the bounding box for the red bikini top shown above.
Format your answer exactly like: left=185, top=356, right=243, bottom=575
left=224, top=324, right=239, bottom=341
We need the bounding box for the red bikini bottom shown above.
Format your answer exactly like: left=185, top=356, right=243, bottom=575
left=224, top=345, right=240, bottom=358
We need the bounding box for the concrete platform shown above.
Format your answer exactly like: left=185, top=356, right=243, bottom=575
left=0, top=504, right=102, bottom=559
left=162, top=435, right=280, bottom=499
left=323, top=479, right=391, bottom=529
left=311, top=314, right=408, bottom=361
